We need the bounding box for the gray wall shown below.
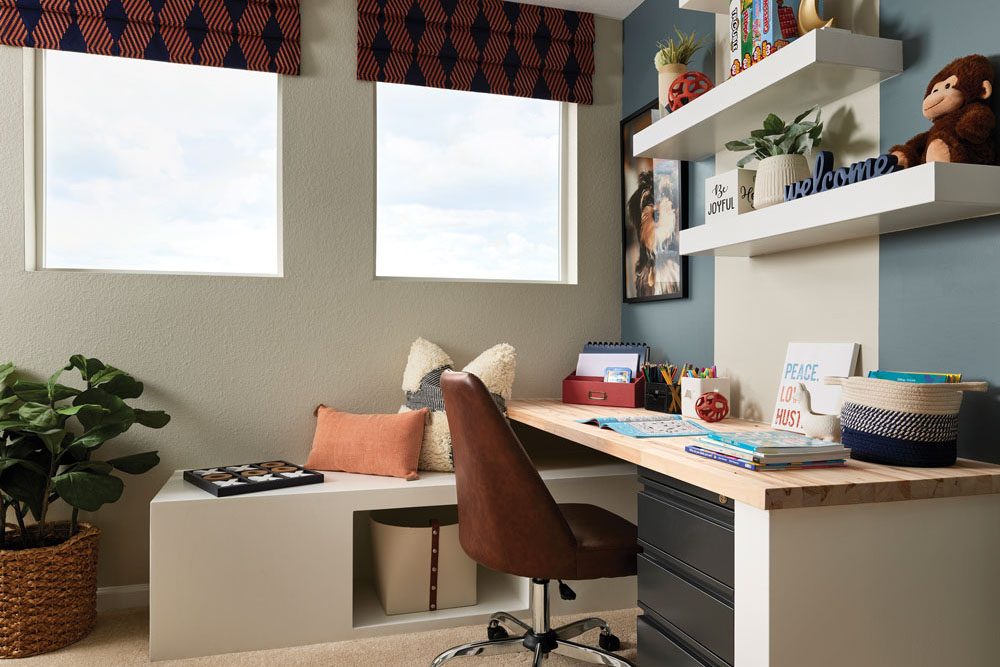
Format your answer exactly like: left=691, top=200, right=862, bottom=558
left=879, top=0, right=1000, bottom=463
left=0, top=2, right=624, bottom=587
left=620, top=0, right=716, bottom=369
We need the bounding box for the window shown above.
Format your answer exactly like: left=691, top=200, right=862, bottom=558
left=375, top=83, right=574, bottom=283
left=36, top=51, right=279, bottom=276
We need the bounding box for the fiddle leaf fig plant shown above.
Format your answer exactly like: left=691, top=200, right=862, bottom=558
left=725, top=105, right=825, bottom=167
left=0, top=356, right=169, bottom=550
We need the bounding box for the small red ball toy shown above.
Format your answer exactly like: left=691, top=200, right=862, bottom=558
left=668, top=71, right=714, bottom=112
left=695, top=391, right=729, bottom=423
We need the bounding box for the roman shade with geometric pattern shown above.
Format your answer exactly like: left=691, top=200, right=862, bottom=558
left=0, top=0, right=300, bottom=75
left=357, top=0, right=594, bottom=104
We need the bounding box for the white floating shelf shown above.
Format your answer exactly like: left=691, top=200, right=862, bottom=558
left=634, top=29, right=902, bottom=162
left=680, top=162, right=1000, bottom=257
left=678, top=0, right=729, bottom=13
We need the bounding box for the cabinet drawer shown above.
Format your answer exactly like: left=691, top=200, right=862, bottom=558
left=638, top=485, right=734, bottom=588
left=639, top=468, right=735, bottom=510
left=637, top=616, right=703, bottom=667
left=637, top=609, right=730, bottom=667
left=638, top=551, right=734, bottom=665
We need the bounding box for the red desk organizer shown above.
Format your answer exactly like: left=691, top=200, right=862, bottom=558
left=562, top=373, right=646, bottom=408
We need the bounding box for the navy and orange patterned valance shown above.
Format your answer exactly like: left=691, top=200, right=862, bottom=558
left=357, top=0, right=595, bottom=104
left=0, top=0, right=300, bottom=75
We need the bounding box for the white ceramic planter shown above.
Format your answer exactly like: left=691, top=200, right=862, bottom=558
left=752, top=154, right=811, bottom=209
left=680, top=377, right=731, bottom=420
left=657, top=64, right=687, bottom=112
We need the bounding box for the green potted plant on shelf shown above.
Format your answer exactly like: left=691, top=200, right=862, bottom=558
left=0, top=357, right=169, bottom=658
left=654, top=27, right=712, bottom=112
left=725, top=105, right=824, bottom=209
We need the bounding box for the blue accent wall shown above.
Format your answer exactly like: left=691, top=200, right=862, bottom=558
left=621, top=1, right=716, bottom=368
left=880, top=0, right=1000, bottom=463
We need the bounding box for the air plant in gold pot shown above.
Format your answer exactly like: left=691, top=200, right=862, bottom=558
left=653, top=27, right=712, bottom=112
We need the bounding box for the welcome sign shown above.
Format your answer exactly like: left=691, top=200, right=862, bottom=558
left=784, top=151, right=901, bottom=202
left=772, top=342, right=860, bottom=433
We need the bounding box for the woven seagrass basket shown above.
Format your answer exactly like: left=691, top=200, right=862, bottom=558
left=824, top=377, right=988, bottom=467
left=0, top=522, right=99, bottom=659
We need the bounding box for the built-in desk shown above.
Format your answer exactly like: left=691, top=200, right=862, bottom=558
left=508, top=399, right=1000, bottom=667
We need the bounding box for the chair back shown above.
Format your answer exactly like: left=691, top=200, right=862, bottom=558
left=440, top=371, right=576, bottom=577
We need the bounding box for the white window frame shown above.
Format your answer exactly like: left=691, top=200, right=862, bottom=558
left=373, top=84, right=578, bottom=285
left=23, top=49, right=284, bottom=277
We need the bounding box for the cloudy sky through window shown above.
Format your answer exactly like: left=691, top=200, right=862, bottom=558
left=44, top=51, right=278, bottom=275
left=375, top=83, right=562, bottom=281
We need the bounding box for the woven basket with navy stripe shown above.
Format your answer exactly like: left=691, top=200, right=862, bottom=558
left=825, top=377, right=987, bottom=467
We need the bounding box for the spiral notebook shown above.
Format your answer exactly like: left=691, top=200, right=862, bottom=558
left=582, top=341, right=649, bottom=364
left=576, top=353, right=640, bottom=377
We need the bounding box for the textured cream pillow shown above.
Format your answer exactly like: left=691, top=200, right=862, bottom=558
left=400, top=338, right=516, bottom=472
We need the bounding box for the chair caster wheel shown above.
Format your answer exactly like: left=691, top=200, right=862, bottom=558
left=599, top=630, right=621, bottom=652
left=487, top=622, right=509, bottom=641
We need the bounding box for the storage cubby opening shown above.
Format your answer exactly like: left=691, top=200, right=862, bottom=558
left=351, top=505, right=528, bottom=631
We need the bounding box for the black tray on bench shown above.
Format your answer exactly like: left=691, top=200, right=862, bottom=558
left=183, top=460, right=324, bottom=497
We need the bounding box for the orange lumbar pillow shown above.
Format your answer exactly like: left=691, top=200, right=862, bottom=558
left=306, top=405, right=429, bottom=481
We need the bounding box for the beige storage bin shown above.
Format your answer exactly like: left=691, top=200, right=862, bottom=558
left=369, top=506, right=477, bottom=615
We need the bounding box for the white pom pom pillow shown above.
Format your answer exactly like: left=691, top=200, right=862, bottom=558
left=399, top=338, right=516, bottom=472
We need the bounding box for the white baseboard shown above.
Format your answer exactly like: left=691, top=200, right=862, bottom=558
left=97, top=583, right=149, bottom=612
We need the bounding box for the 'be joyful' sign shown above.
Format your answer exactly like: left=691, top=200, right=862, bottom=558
left=705, top=168, right=756, bottom=223
left=784, top=151, right=901, bottom=202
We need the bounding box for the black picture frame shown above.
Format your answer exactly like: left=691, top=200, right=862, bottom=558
left=620, top=99, right=689, bottom=304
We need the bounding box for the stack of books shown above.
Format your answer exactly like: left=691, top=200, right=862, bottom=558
left=686, top=430, right=848, bottom=472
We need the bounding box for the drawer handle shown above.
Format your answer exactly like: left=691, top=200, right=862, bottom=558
left=588, top=391, right=607, bottom=401
left=718, top=494, right=728, bottom=505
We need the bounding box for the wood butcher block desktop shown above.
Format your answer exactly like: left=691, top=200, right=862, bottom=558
left=507, top=399, right=1000, bottom=667
left=507, top=399, right=1000, bottom=510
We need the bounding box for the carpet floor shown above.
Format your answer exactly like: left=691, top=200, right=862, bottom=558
left=17, top=607, right=639, bottom=666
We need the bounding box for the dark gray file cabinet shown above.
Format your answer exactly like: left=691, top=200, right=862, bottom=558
left=637, top=468, right=734, bottom=667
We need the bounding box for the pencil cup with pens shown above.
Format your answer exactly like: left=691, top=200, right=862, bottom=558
left=642, top=364, right=682, bottom=414
left=678, top=366, right=730, bottom=420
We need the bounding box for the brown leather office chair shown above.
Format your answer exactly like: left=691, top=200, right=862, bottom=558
left=432, top=371, right=638, bottom=667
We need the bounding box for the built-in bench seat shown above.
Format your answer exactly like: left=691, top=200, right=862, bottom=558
left=149, top=447, right=637, bottom=661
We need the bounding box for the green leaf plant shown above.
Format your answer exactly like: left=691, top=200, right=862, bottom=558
left=654, top=27, right=713, bottom=69
left=724, top=106, right=825, bottom=168
left=0, top=357, right=169, bottom=550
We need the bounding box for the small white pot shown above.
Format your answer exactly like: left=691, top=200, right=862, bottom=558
left=752, top=154, right=811, bottom=210
left=681, top=377, right=731, bottom=420
left=657, top=64, right=687, bottom=113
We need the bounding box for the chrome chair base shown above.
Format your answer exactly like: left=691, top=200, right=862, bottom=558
left=430, top=579, right=636, bottom=667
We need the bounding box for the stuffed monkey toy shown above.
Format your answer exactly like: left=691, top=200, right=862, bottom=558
left=890, top=55, right=996, bottom=168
